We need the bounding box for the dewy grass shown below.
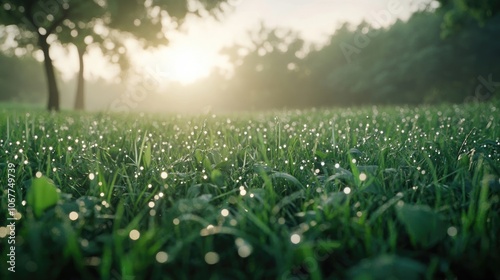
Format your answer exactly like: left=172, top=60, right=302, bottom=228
left=0, top=101, right=499, bottom=279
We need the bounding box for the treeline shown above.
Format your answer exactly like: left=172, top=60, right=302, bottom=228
left=0, top=53, right=45, bottom=104
left=1, top=9, right=499, bottom=112
left=178, top=10, right=500, bottom=111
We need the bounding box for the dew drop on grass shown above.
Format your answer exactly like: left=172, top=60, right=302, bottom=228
left=80, top=239, right=89, bottom=247
left=343, top=187, right=351, bottom=194
left=447, top=226, right=458, bottom=237
left=156, top=251, right=168, bottom=264
left=173, top=218, right=180, bottom=225
left=205, top=252, right=219, bottom=265
left=89, top=173, right=95, bottom=180
left=129, top=229, right=140, bottom=240
left=238, top=245, right=252, bottom=258
left=160, top=172, right=168, bottom=179
left=239, top=188, right=247, bottom=196
left=290, top=234, right=301, bottom=244
left=359, top=173, right=367, bottom=181
left=35, top=171, right=42, bottom=178
left=69, top=211, right=79, bottom=221
left=221, top=209, right=229, bottom=217
left=0, top=227, right=8, bottom=238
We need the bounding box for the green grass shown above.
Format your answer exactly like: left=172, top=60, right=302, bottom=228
left=0, top=101, right=499, bottom=279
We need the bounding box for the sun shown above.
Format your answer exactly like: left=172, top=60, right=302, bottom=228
left=160, top=46, right=212, bottom=84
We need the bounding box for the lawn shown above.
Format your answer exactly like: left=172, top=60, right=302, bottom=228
left=1, top=101, right=499, bottom=279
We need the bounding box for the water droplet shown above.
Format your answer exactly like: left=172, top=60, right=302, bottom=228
left=129, top=229, right=140, bottom=240
left=447, top=226, right=458, bottom=237
left=290, top=233, right=301, bottom=244
left=359, top=173, right=367, bottom=181
left=156, top=251, right=168, bottom=263
left=204, top=252, right=219, bottom=265
left=69, top=211, right=79, bottom=221
left=238, top=245, right=252, bottom=258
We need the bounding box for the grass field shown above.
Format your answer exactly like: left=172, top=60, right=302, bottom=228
left=1, top=101, right=499, bottom=280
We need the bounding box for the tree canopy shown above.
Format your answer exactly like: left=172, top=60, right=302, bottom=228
left=0, top=0, right=231, bottom=111
left=157, top=8, right=500, bottom=112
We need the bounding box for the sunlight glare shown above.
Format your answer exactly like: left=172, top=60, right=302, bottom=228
left=159, top=46, right=211, bottom=84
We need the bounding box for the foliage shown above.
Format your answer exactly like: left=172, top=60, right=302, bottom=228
left=0, top=0, right=232, bottom=111
left=0, top=51, right=45, bottom=103
left=438, top=0, right=500, bottom=36
left=192, top=11, right=500, bottom=109
left=0, top=101, right=499, bottom=279
left=26, top=176, right=60, bottom=217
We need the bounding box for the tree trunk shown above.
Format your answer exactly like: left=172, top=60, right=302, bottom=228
left=39, top=35, right=60, bottom=111
left=74, top=45, right=86, bottom=110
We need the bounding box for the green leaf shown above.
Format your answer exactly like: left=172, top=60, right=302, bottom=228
left=396, top=203, right=447, bottom=247
left=27, top=176, right=60, bottom=217
left=325, top=168, right=354, bottom=184
left=270, top=172, right=305, bottom=189
left=348, top=254, right=426, bottom=280
left=143, top=143, right=152, bottom=168
left=357, top=165, right=378, bottom=175
left=315, top=150, right=328, bottom=159
left=187, top=184, right=201, bottom=198
left=348, top=148, right=363, bottom=157
left=210, top=169, right=224, bottom=186
left=321, top=191, right=347, bottom=207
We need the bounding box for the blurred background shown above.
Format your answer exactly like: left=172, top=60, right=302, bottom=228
left=0, top=0, right=499, bottom=113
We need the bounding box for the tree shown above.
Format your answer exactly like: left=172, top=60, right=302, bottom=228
left=218, top=24, right=309, bottom=110
left=0, top=1, right=107, bottom=111
left=437, top=0, right=500, bottom=36
left=0, top=0, right=232, bottom=111
left=66, top=0, right=232, bottom=111
left=0, top=50, right=45, bottom=103
left=57, top=18, right=129, bottom=110
left=195, top=9, right=499, bottom=110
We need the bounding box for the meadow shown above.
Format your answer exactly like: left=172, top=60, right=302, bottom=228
left=0, top=101, right=499, bottom=280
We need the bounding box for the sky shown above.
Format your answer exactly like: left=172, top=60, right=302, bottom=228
left=54, top=0, right=433, bottom=83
